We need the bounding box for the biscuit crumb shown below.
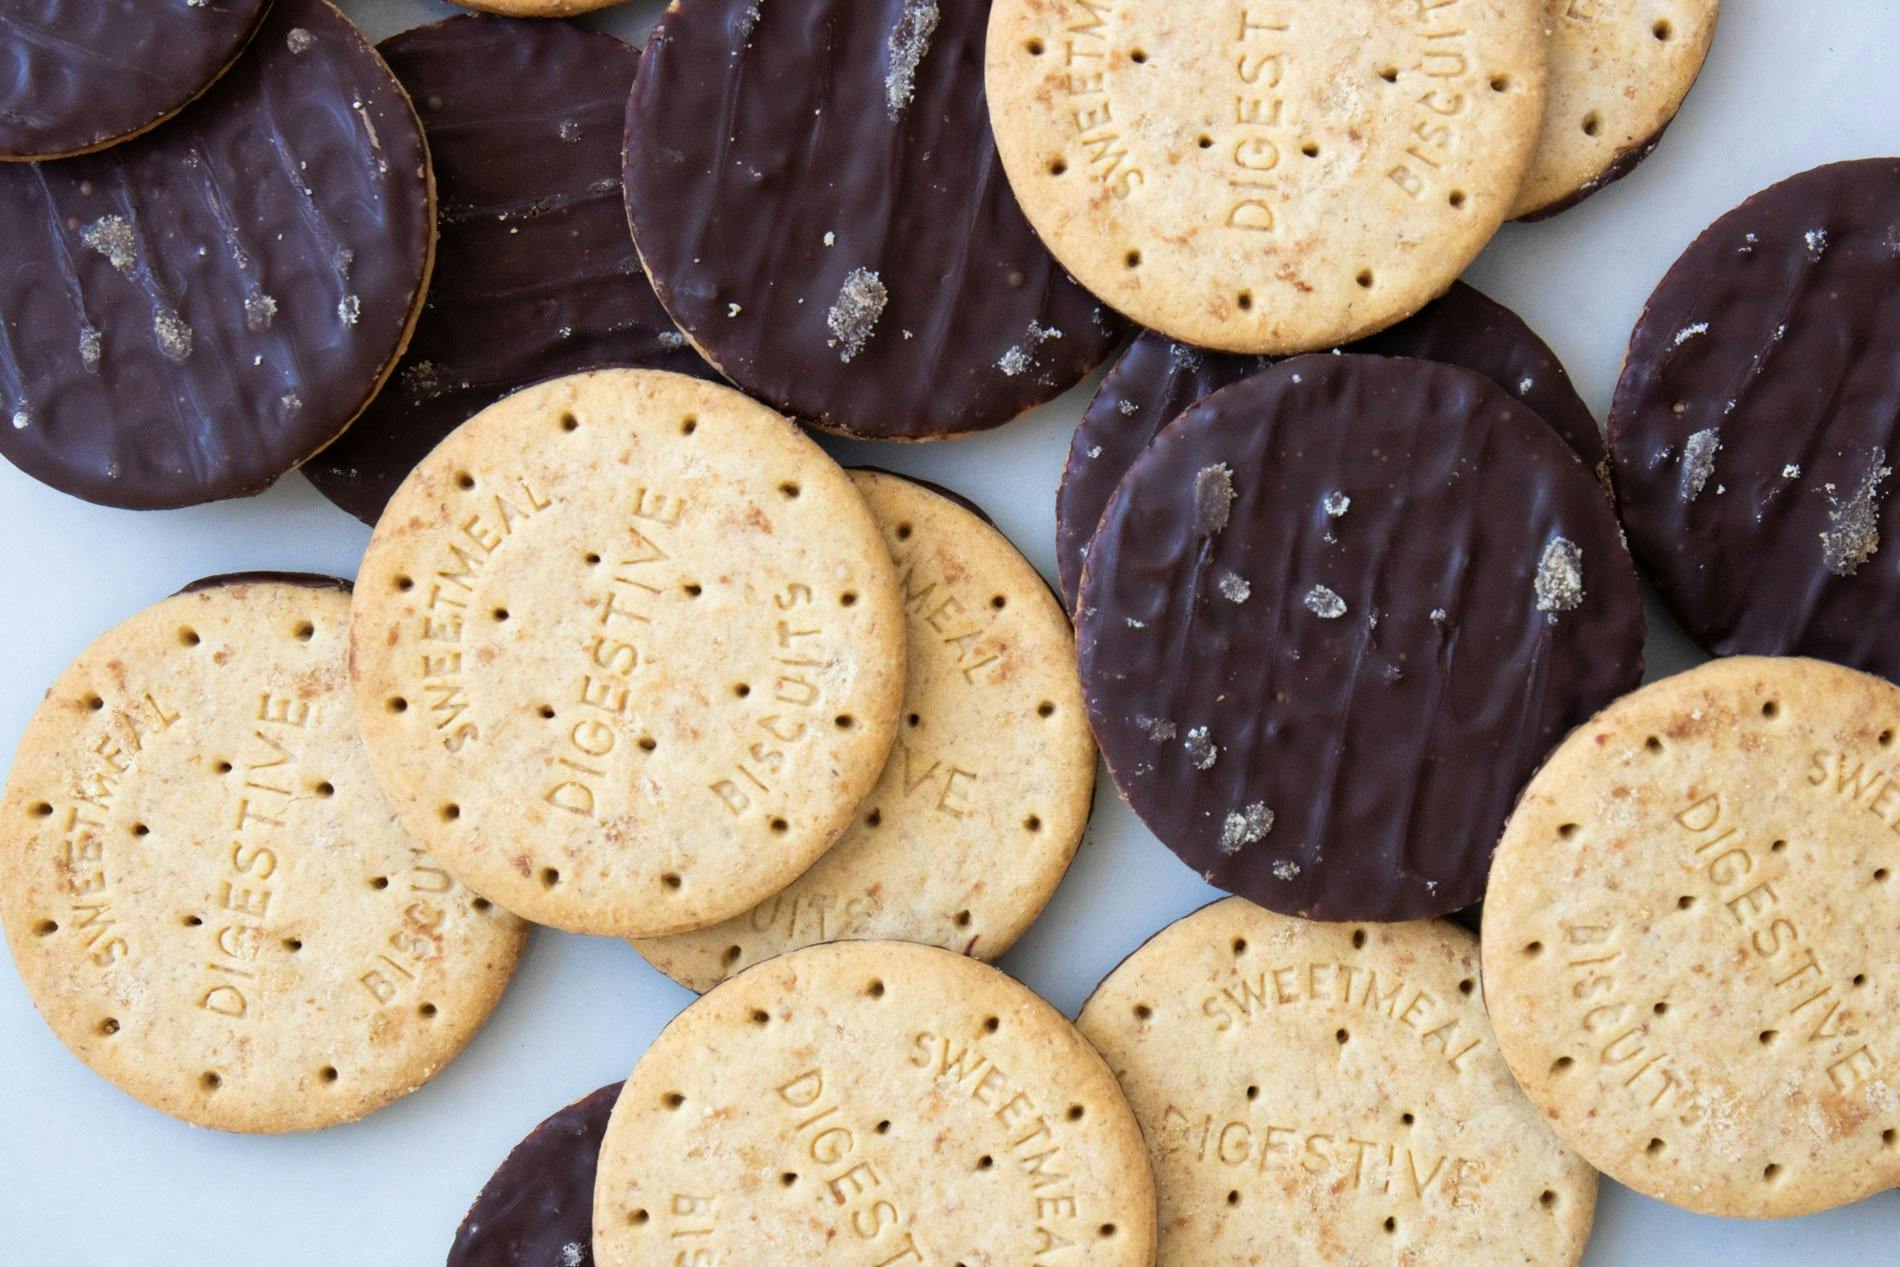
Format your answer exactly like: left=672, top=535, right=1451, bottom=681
left=1805, top=227, right=1830, bottom=259
left=78, top=327, right=102, bottom=371
left=286, top=27, right=315, bottom=54
left=1672, top=322, right=1708, bottom=347
left=1271, top=860, right=1300, bottom=880
left=1216, top=571, right=1251, bottom=603
left=1137, top=716, right=1177, bottom=743
left=1183, top=726, right=1217, bottom=771
left=1193, top=464, right=1236, bottom=535
left=885, top=0, right=941, bottom=121
left=337, top=294, right=361, bottom=327
left=1323, top=491, right=1350, bottom=518
left=153, top=309, right=193, bottom=362
left=244, top=291, right=278, bottom=332
left=1533, top=537, right=1584, bottom=615
left=10, top=401, right=29, bottom=430
left=1782, top=464, right=1801, bottom=480
left=1220, top=803, right=1274, bottom=853
left=80, top=215, right=138, bottom=274
left=996, top=321, right=1062, bottom=377
left=826, top=268, right=888, bottom=363
left=1118, top=399, right=1138, bottom=415
left=1680, top=428, right=1721, bottom=499
left=1820, top=457, right=1891, bottom=577
left=1304, top=585, right=1346, bottom=619
left=658, top=330, right=688, bottom=350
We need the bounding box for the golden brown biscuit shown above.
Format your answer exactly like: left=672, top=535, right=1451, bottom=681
left=349, top=369, right=906, bottom=938
left=632, top=471, right=1095, bottom=990
left=1081, top=899, right=1597, bottom=1265
left=0, top=577, right=523, bottom=1133
left=985, top=0, right=1548, bottom=353
left=592, top=940, right=1158, bottom=1266
left=1484, top=657, right=1900, bottom=1217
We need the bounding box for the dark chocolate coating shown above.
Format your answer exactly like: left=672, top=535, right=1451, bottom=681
left=1517, top=123, right=1669, bottom=223
left=1055, top=282, right=1602, bottom=607
left=0, top=0, right=433, bottom=510
left=1077, top=355, right=1643, bottom=922
left=622, top=0, right=1126, bottom=440
left=0, top=0, right=269, bottom=161
left=1610, top=159, right=1900, bottom=679
left=305, top=15, right=712, bottom=525
left=177, top=571, right=353, bottom=596
left=448, top=1081, right=624, bottom=1267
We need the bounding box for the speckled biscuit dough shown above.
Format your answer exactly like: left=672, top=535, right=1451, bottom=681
left=1080, top=899, right=1597, bottom=1265
left=349, top=369, right=907, bottom=939
left=592, top=940, right=1158, bottom=1266
left=633, top=471, right=1096, bottom=992
left=1513, top=0, right=1720, bottom=219
left=0, top=577, right=524, bottom=1133
left=985, top=0, right=1548, bottom=354
left=1483, top=657, right=1900, bottom=1218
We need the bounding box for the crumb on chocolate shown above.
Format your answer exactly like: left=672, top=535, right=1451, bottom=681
left=1821, top=457, right=1892, bottom=577
left=1220, top=802, right=1274, bottom=853
left=1681, top=428, right=1721, bottom=500
left=1534, top=536, right=1585, bottom=615
left=826, top=267, right=888, bottom=363
left=1194, top=464, right=1236, bottom=535
left=1304, top=585, right=1346, bottom=619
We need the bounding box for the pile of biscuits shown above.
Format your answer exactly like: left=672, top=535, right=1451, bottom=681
left=0, top=0, right=1895, bottom=1264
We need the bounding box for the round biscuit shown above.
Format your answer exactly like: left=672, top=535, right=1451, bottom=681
left=984, top=0, right=1548, bottom=354
left=633, top=470, right=1095, bottom=990
left=349, top=369, right=907, bottom=938
left=0, top=577, right=524, bottom=1133
left=591, top=940, right=1158, bottom=1266
left=1483, top=656, right=1900, bottom=1217
left=1080, top=899, right=1597, bottom=1265
left=1512, top=1, right=1720, bottom=219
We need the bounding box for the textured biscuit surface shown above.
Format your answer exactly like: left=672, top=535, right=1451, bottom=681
left=1513, top=0, right=1720, bottom=219
left=0, top=0, right=435, bottom=509
left=304, top=14, right=714, bottom=525
left=1483, top=657, right=1900, bottom=1217
left=624, top=0, right=1126, bottom=439
left=592, top=941, right=1158, bottom=1266
left=1609, top=159, right=1900, bottom=680
left=0, top=578, right=523, bottom=1133
left=986, top=0, right=1547, bottom=353
left=350, top=369, right=906, bottom=938
left=1075, top=355, right=1644, bottom=922
left=1081, top=900, right=1596, bottom=1265
left=634, top=471, right=1095, bottom=991
left=0, top=0, right=269, bottom=161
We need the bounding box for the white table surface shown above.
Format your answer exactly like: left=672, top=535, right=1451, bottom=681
left=1, top=0, right=1895, bottom=1261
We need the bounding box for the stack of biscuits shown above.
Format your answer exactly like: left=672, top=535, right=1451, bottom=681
left=0, top=1, right=1894, bottom=1264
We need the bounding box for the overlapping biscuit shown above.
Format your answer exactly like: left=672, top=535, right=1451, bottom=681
left=1081, top=899, right=1597, bottom=1265
left=1484, top=657, right=1900, bottom=1217
left=0, top=576, right=523, bottom=1133
left=986, top=0, right=1548, bottom=353
left=592, top=941, right=1158, bottom=1266
left=350, top=369, right=907, bottom=938
left=634, top=470, right=1095, bottom=991
left=1514, top=0, right=1721, bottom=219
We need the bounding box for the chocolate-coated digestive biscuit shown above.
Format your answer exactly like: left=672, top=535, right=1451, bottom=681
left=1611, top=159, right=1900, bottom=682
left=0, top=0, right=434, bottom=510
left=450, top=1082, right=622, bottom=1266
left=305, top=14, right=712, bottom=525
left=0, top=0, right=269, bottom=161
left=1077, top=354, right=1644, bottom=922
left=623, top=0, right=1126, bottom=440
left=1057, top=281, right=1605, bottom=607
